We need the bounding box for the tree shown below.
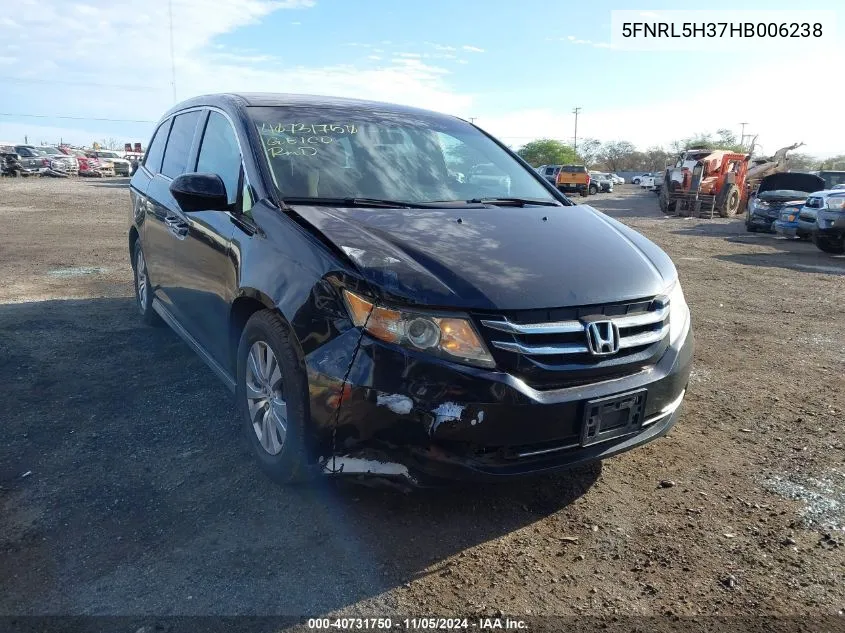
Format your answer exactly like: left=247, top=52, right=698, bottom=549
left=785, top=153, right=820, bottom=171
left=643, top=146, right=672, bottom=172
left=577, top=138, right=602, bottom=168
left=671, top=130, right=745, bottom=153
left=517, top=139, right=578, bottom=167
left=599, top=140, right=636, bottom=171
left=98, top=137, right=121, bottom=150
left=820, top=154, right=845, bottom=170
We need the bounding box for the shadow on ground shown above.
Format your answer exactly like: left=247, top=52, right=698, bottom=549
left=0, top=297, right=599, bottom=616
left=670, top=222, right=845, bottom=275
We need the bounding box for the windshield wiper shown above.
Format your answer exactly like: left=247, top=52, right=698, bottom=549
left=466, top=197, right=561, bottom=207
left=281, top=196, right=435, bottom=209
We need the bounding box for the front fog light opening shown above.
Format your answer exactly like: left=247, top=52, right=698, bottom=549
left=407, top=317, right=441, bottom=349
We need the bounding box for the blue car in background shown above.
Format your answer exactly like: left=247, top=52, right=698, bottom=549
left=748, top=173, right=825, bottom=233
left=773, top=204, right=808, bottom=239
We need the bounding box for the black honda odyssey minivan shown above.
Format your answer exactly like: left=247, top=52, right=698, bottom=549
left=129, top=93, right=693, bottom=485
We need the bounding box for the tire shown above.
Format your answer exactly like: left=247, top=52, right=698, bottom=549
left=580, top=187, right=589, bottom=198
left=589, top=184, right=598, bottom=195
left=718, top=184, right=741, bottom=218
left=632, top=178, right=641, bottom=185
left=813, top=234, right=845, bottom=254
left=237, top=310, right=312, bottom=485
left=132, top=240, right=162, bottom=326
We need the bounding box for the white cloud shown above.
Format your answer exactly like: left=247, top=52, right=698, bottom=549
left=552, top=35, right=611, bottom=49
left=398, top=52, right=422, bottom=58
left=0, top=0, right=475, bottom=144
left=462, top=45, right=485, bottom=53
left=367, top=55, right=381, bottom=60
left=476, top=58, right=845, bottom=157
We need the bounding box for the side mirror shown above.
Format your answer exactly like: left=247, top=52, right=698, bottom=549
left=169, top=173, right=230, bottom=212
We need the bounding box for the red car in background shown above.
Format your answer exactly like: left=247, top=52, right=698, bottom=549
left=60, top=147, right=113, bottom=177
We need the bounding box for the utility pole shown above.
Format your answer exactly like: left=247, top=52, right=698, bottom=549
left=739, top=122, right=749, bottom=149
left=469, top=117, right=477, bottom=124
left=573, top=107, right=581, bottom=154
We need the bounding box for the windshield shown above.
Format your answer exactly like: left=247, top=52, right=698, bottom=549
left=41, top=147, right=62, bottom=155
left=249, top=106, right=555, bottom=204
left=98, top=151, right=119, bottom=158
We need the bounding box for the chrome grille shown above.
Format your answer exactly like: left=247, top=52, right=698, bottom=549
left=474, top=296, right=669, bottom=389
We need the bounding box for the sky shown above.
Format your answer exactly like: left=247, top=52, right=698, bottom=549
left=1, top=0, right=843, bottom=158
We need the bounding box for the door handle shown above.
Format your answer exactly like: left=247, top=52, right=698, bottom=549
left=164, top=216, right=188, bottom=239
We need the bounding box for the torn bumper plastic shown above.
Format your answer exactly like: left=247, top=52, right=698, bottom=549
left=306, top=322, right=693, bottom=484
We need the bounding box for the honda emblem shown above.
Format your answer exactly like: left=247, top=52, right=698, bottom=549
left=586, top=320, right=620, bottom=356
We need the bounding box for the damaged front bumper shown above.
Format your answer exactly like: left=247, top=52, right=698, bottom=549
left=748, top=211, right=779, bottom=231
left=306, top=321, right=694, bottom=484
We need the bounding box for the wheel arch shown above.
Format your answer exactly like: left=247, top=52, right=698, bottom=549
left=229, top=289, right=305, bottom=376
left=128, top=226, right=140, bottom=266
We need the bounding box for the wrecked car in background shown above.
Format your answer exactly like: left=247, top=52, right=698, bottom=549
left=814, top=193, right=845, bottom=254
left=88, top=150, right=131, bottom=176
left=793, top=190, right=842, bottom=240
left=129, top=93, right=693, bottom=487
left=745, top=172, right=825, bottom=233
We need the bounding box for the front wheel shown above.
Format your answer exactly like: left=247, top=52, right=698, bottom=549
left=632, top=178, right=641, bottom=185
left=719, top=184, right=741, bottom=218
left=589, top=184, right=598, bottom=195
left=237, top=310, right=312, bottom=485
left=813, top=234, right=845, bottom=254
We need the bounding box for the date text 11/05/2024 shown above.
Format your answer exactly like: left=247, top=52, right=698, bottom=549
left=306, top=617, right=529, bottom=630
left=620, top=21, right=823, bottom=38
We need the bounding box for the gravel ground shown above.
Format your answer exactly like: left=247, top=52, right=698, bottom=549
left=1, top=177, right=844, bottom=618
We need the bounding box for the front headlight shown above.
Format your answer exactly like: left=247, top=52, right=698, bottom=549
left=342, top=289, right=495, bottom=368
left=667, top=281, right=690, bottom=345
left=752, top=199, right=769, bottom=210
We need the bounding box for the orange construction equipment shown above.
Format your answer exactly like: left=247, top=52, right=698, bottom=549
left=658, top=148, right=750, bottom=218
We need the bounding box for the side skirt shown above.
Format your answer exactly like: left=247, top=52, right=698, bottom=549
left=152, top=298, right=236, bottom=394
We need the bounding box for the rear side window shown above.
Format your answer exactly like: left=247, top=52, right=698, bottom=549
left=143, top=120, right=170, bottom=174
left=161, top=110, right=202, bottom=179
left=196, top=111, right=242, bottom=206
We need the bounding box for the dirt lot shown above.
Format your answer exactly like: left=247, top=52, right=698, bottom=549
left=1, top=177, right=844, bottom=619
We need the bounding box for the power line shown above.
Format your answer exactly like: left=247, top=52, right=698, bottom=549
left=0, top=76, right=161, bottom=91
left=0, top=113, right=156, bottom=123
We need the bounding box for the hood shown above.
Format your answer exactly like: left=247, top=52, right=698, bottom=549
left=758, top=173, right=825, bottom=195
left=293, top=204, right=677, bottom=311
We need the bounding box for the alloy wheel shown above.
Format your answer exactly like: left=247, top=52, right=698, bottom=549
left=245, top=341, right=288, bottom=455
left=135, top=248, right=148, bottom=310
